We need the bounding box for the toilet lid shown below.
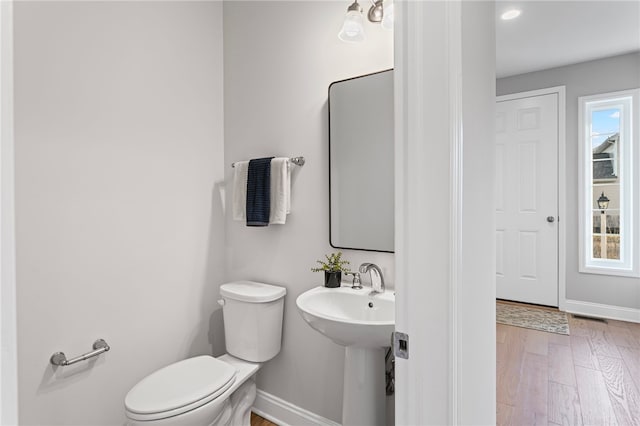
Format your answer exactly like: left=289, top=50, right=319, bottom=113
left=220, top=280, right=287, bottom=303
left=125, top=356, right=236, bottom=418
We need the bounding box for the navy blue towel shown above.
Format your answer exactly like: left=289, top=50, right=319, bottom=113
left=246, top=157, right=274, bottom=226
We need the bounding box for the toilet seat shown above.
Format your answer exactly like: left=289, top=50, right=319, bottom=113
left=125, top=356, right=236, bottom=421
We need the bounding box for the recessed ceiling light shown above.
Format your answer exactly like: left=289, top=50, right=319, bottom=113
left=501, top=9, right=521, bottom=20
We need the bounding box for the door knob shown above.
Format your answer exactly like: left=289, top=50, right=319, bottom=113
left=546, top=216, right=555, bottom=223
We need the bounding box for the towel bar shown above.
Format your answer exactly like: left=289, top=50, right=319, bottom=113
left=50, top=339, right=110, bottom=366
left=231, top=156, right=305, bottom=168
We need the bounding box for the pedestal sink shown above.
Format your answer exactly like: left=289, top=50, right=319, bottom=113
left=296, top=286, right=395, bottom=426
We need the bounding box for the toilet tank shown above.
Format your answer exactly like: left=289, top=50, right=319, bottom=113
left=219, top=281, right=286, bottom=363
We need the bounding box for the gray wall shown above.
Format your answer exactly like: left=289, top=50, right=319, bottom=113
left=14, top=2, right=225, bottom=423
left=497, top=52, right=640, bottom=309
left=223, top=2, right=394, bottom=423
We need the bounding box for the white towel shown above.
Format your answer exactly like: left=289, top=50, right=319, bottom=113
left=232, top=161, right=249, bottom=221
left=269, top=158, right=291, bottom=224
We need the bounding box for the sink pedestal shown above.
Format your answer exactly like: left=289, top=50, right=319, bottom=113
left=342, top=347, right=386, bottom=426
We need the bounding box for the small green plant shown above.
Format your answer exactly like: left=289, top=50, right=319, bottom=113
left=311, top=251, right=351, bottom=273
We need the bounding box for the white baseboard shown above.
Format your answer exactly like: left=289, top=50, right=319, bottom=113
left=564, top=299, right=640, bottom=324
left=252, top=389, right=340, bottom=426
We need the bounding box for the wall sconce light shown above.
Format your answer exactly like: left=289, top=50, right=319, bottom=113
left=339, top=0, right=393, bottom=43
left=597, top=192, right=610, bottom=214
left=338, top=1, right=366, bottom=43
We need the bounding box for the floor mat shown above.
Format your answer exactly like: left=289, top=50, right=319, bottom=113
left=496, top=302, right=569, bottom=335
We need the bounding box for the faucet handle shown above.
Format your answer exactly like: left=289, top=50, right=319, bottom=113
left=345, top=272, right=363, bottom=290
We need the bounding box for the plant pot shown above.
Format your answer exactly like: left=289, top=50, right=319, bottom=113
left=324, top=271, right=342, bottom=288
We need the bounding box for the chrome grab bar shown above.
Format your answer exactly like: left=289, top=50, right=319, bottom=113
left=50, top=339, right=110, bottom=366
left=231, top=156, right=305, bottom=168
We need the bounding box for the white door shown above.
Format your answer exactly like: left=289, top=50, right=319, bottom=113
left=496, top=91, right=559, bottom=307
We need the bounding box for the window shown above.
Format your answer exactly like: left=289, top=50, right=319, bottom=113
left=579, top=89, right=640, bottom=277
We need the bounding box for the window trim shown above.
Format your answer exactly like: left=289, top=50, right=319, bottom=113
left=578, top=88, right=640, bottom=277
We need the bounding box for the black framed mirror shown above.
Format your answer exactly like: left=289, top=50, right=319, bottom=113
left=328, top=69, right=394, bottom=252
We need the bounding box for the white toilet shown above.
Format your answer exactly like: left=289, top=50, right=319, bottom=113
left=124, top=281, right=286, bottom=426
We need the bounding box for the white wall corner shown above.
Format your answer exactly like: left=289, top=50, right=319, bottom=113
left=458, top=1, right=496, bottom=424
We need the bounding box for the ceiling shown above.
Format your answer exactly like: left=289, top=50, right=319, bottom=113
left=496, top=0, right=640, bottom=78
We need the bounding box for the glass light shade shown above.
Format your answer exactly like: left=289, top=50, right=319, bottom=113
left=381, top=1, right=394, bottom=30
left=339, top=10, right=365, bottom=43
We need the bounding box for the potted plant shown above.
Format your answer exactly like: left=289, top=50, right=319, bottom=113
left=311, top=251, right=351, bottom=288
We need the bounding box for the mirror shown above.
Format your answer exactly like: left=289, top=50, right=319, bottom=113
left=329, top=69, right=394, bottom=252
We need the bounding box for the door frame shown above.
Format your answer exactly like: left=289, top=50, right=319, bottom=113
left=496, top=86, right=567, bottom=311
left=1, top=0, right=19, bottom=423
left=395, top=1, right=496, bottom=424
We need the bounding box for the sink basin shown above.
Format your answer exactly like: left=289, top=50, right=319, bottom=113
left=296, top=286, right=395, bottom=348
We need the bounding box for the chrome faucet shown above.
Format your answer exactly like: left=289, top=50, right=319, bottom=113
left=358, top=263, right=385, bottom=293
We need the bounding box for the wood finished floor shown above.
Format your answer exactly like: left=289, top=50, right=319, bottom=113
left=498, top=311, right=640, bottom=426
left=251, top=412, right=277, bottom=426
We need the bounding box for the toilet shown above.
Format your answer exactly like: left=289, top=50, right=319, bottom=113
left=124, top=281, right=286, bottom=426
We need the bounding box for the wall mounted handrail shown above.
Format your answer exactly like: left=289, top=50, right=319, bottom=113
left=50, top=339, right=110, bottom=366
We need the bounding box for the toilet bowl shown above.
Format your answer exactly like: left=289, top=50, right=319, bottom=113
left=124, top=281, right=286, bottom=426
